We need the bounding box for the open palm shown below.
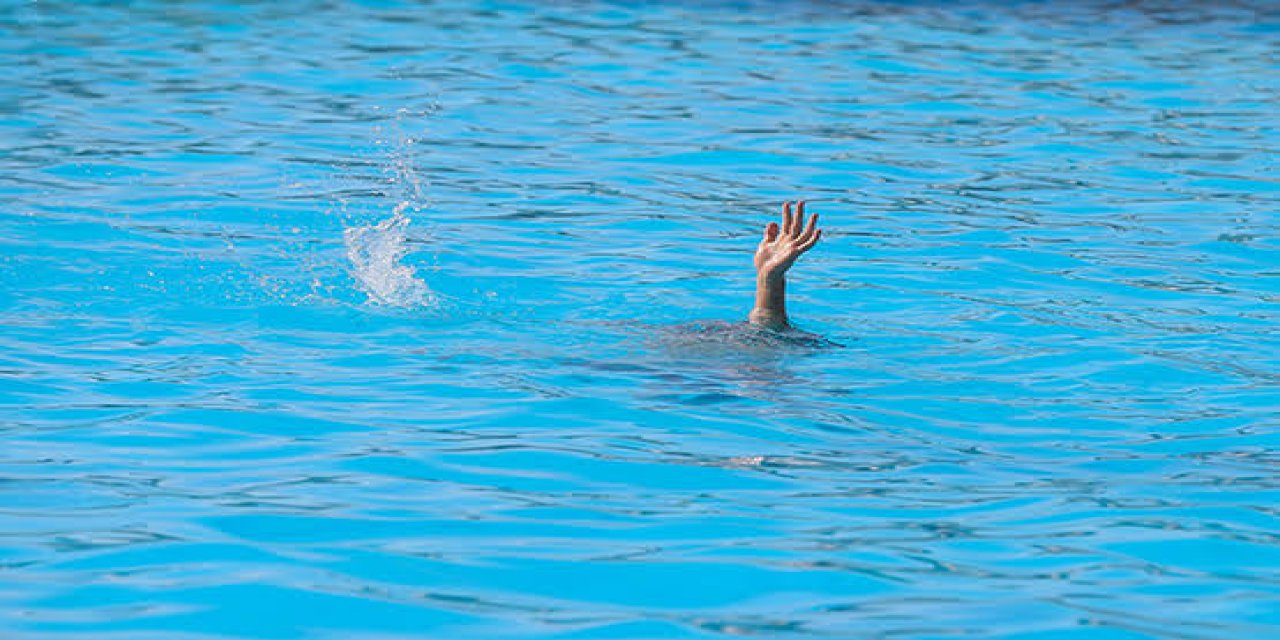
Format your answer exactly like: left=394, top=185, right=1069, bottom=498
left=755, top=200, right=821, bottom=279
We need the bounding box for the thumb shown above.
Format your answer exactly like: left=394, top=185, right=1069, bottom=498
left=762, top=221, right=779, bottom=243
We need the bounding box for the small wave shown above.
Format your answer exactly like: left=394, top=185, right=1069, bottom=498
left=344, top=203, right=434, bottom=308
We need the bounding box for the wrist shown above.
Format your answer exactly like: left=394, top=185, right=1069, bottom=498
left=756, top=270, right=786, bottom=284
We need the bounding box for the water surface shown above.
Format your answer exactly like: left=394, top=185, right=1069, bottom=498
left=2, top=1, right=1279, bottom=638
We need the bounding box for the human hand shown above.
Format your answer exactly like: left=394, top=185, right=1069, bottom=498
left=754, top=200, right=821, bottom=281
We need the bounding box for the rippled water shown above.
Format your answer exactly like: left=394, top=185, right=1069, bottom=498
left=3, top=0, right=1279, bottom=637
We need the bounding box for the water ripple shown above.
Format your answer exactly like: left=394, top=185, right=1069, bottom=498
left=2, top=0, right=1279, bottom=638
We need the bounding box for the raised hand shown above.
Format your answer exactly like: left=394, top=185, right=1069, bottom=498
left=754, top=200, right=822, bottom=281
left=748, top=200, right=823, bottom=330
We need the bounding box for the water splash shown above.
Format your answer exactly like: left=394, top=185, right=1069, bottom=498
left=344, top=202, right=434, bottom=308
left=343, top=106, right=438, bottom=309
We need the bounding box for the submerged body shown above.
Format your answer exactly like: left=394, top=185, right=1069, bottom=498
left=670, top=320, right=839, bottom=351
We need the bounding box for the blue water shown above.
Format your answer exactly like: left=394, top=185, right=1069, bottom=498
left=3, top=0, right=1279, bottom=637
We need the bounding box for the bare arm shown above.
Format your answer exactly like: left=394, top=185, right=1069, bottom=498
left=749, top=200, right=822, bottom=330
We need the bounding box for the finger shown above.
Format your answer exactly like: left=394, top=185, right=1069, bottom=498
left=763, top=221, right=779, bottom=243
left=781, top=201, right=793, bottom=236
left=799, top=212, right=819, bottom=243
left=792, top=201, right=806, bottom=237
left=799, top=228, right=822, bottom=252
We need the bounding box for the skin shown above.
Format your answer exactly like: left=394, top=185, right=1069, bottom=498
left=749, top=200, right=822, bottom=330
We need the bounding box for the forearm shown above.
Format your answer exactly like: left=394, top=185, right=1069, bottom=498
left=749, top=272, right=788, bottom=329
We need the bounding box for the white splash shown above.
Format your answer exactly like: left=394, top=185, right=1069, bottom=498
left=344, top=202, right=434, bottom=308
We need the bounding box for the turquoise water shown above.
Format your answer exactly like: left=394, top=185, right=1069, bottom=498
left=3, top=0, right=1280, bottom=637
